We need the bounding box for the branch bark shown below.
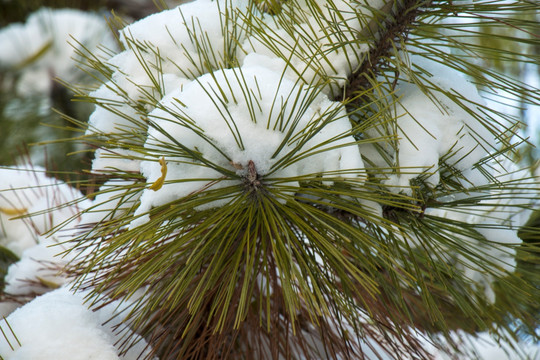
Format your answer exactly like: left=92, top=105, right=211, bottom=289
left=341, top=0, right=430, bottom=102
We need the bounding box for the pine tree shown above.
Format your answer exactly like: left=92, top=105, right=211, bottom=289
left=4, top=0, right=540, bottom=359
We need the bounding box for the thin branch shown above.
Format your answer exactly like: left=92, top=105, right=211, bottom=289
left=342, top=0, right=430, bottom=102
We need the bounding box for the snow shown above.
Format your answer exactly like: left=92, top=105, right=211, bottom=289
left=131, top=63, right=365, bottom=225
left=425, top=157, right=537, bottom=302
left=80, top=180, right=141, bottom=225
left=91, top=148, right=142, bottom=174
left=86, top=0, right=390, bottom=176
left=430, top=330, right=540, bottom=360
left=87, top=83, right=142, bottom=136
left=239, top=0, right=385, bottom=96
left=118, top=0, right=250, bottom=80
left=4, top=235, right=72, bottom=297
left=0, top=287, right=154, bottom=360
left=0, top=0, right=533, bottom=357
left=0, top=165, right=89, bottom=256
left=354, top=54, right=538, bottom=301
left=0, top=165, right=97, bottom=317
left=80, top=0, right=537, bottom=307
left=99, top=0, right=251, bottom=109
left=0, top=8, right=116, bottom=96
left=376, top=55, right=497, bottom=194
left=87, top=0, right=251, bottom=172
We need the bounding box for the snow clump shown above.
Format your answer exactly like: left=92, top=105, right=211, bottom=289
left=0, top=287, right=155, bottom=360
left=0, top=165, right=92, bottom=314
left=0, top=165, right=89, bottom=256
left=240, top=0, right=386, bottom=95
left=359, top=54, right=535, bottom=301
left=132, top=63, right=365, bottom=224
left=368, top=55, right=496, bottom=194
left=426, top=158, right=536, bottom=302
left=86, top=0, right=369, bottom=226
left=87, top=0, right=251, bottom=171
left=82, top=0, right=533, bottom=306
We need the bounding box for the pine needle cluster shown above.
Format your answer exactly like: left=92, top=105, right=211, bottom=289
left=51, top=0, right=540, bottom=359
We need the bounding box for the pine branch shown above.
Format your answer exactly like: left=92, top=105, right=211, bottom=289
left=20, top=1, right=538, bottom=359
left=342, top=0, right=430, bottom=102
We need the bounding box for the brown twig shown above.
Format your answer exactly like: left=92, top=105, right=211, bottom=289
left=342, top=0, right=431, bottom=103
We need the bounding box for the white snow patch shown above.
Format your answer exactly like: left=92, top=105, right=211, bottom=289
left=374, top=56, right=496, bottom=194
left=4, top=235, right=73, bottom=296
left=239, top=0, right=385, bottom=96
left=425, top=157, right=537, bottom=302
left=0, top=287, right=155, bottom=360
left=0, top=165, right=89, bottom=257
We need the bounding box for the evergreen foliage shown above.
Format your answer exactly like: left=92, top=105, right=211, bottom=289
left=1, top=0, right=539, bottom=359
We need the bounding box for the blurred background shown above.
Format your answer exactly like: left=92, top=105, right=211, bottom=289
left=0, top=0, right=186, bottom=177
